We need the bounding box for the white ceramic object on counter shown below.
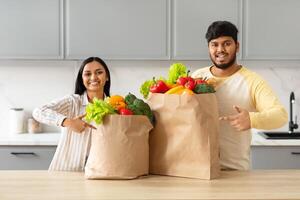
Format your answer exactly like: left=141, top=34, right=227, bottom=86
left=9, top=108, right=25, bottom=134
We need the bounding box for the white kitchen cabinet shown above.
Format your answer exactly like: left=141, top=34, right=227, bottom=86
left=65, top=0, right=169, bottom=60
left=251, top=146, right=300, bottom=169
left=0, top=146, right=56, bottom=170
left=243, top=0, right=300, bottom=60
left=0, top=0, right=63, bottom=59
left=172, top=0, right=241, bottom=60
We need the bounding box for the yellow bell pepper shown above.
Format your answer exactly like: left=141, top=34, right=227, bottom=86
left=166, top=83, right=178, bottom=89
left=165, top=85, right=185, bottom=94
left=182, top=88, right=194, bottom=95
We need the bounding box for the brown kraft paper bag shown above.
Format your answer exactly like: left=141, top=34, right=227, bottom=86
left=147, top=93, right=220, bottom=179
left=85, top=114, right=153, bottom=179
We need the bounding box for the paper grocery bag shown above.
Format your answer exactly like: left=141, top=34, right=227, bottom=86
left=85, top=114, right=153, bottom=179
left=147, top=93, right=220, bottom=179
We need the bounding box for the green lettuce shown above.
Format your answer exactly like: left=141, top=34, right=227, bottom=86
left=167, top=63, right=188, bottom=84
left=139, top=79, right=155, bottom=99
left=85, top=98, right=116, bottom=124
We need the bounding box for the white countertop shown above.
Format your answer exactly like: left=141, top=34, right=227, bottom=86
left=0, top=132, right=60, bottom=146
left=0, top=131, right=299, bottom=146
left=251, top=131, right=300, bottom=146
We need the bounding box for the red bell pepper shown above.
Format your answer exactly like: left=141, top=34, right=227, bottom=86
left=176, top=70, right=195, bottom=87
left=195, top=77, right=207, bottom=84
left=176, top=76, right=188, bottom=86
left=119, top=108, right=133, bottom=115
left=185, top=78, right=196, bottom=90
left=150, top=78, right=169, bottom=93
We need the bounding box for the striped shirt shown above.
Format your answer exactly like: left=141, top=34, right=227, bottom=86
left=33, top=92, right=92, bottom=171
left=192, top=66, right=288, bottom=170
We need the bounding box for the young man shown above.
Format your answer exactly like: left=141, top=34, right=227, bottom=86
left=192, top=21, right=288, bottom=170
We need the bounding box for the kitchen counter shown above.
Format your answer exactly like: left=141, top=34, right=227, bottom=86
left=0, top=170, right=300, bottom=200
left=251, top=131, right=300, bottom=146
left=0, top=131, right=300, bottom=146
left=0, top=132, right=60, bottom=146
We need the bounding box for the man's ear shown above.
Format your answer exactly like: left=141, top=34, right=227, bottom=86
left=236, top=41, right=240, bottom=53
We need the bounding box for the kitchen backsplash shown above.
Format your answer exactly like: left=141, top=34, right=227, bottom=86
left=0, top=60, right=299, bottom=135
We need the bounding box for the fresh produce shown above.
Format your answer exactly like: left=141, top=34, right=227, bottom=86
left=140, top=79, right=155, bottom=99
left=139, top=63, right=188, bottom=98
left=184, top=78, right=196, bottom=90
left=167, top=63, right=188, bottom=84
left=182, top=88, right=194, bottom=95
left=149, top=78, right=169, bottom=93
left=194, top=83, right=215, bottom=94
left=124, top=92, right=137, bottom=105
left=119, top=108, right=134, bottom=115
left=85, top=98, right=116, bottom=124
left=176, top=76, right=188, bottom=86
left=105, top=95, right=126, bottom=111
left=175, top=70, right=197, bottom=91
left=165, top=85, right=194, bottom=95
left=195, top=77, right=207, bottom=84
left=85, top=93, right=154, bottom=124
left=139, top=63, right=216, bottom=98
left=165, top=85, right=185, bottom=94
left=125, top=93, right=154, bottom=124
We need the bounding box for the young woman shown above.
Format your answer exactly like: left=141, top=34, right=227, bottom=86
left=33, top=57, right=111, bottom=171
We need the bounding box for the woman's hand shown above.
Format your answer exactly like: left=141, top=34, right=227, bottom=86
left=62, top=114, right=96, bottom=133
left=219, top=105, right=251, bottom=131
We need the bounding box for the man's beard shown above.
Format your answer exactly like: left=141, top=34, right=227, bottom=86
left=210, top=54, right=236, bottom=70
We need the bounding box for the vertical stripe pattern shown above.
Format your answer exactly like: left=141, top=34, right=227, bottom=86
left=33, top=93, right=91, bottom=171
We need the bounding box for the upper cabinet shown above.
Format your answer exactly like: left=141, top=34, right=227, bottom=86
left=65, top=0, right=169, bottom=60
left=0, top=0, right=62, bottom=59
left=243, top=0, right=300, bottom=60
left=0, top=0, right=299, bottom=60
left=172, top=0, right=241, bottom=60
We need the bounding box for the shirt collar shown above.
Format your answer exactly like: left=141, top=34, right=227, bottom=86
left=82, top=91, right=89, bottom=106
left=81, top=91, right=106, bottom=106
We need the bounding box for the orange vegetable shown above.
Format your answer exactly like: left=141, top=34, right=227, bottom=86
left=106, top=95, right=126, bottom=110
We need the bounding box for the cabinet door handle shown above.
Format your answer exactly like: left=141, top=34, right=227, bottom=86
left=10, top=152, right=36, bottom=156
left=291, top=152, right=300, bottom=155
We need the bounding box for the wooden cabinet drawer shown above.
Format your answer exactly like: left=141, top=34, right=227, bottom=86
left=0, top=146, right=56, bottom=170
left=251, top=146, right=300, bottom=169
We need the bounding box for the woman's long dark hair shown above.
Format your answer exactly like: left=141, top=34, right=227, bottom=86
left=75, top=57, right=111, bottom=97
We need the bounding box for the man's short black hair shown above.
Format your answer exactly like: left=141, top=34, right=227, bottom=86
left=205, top=21, right=238, bottom=43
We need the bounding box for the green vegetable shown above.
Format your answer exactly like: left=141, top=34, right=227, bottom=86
left=134, top=99, right=154, bottom=124
left=193, top=84, right=215, bottom=94
left=85, top=98, right=116, bottom=124
left=125, top=94, right=154, bottom=124
left=127, top=104, right=144, bottom=115
left=124, top=93, right=137, bottom=105
left=167, top=63, right=188, bottom=84
left=140, top=79, right=155, bottom=99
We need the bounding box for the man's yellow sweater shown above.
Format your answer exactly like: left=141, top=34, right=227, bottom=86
left=192, top=66, right=288, bottom=170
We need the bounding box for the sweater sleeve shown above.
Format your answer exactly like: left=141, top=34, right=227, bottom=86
left=32, top=95, right=75, bottom=127
left=249, top=78, right=288, bottom=130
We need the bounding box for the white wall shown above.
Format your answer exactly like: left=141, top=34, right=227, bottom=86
left=0, top=59, right=299, bottom=135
